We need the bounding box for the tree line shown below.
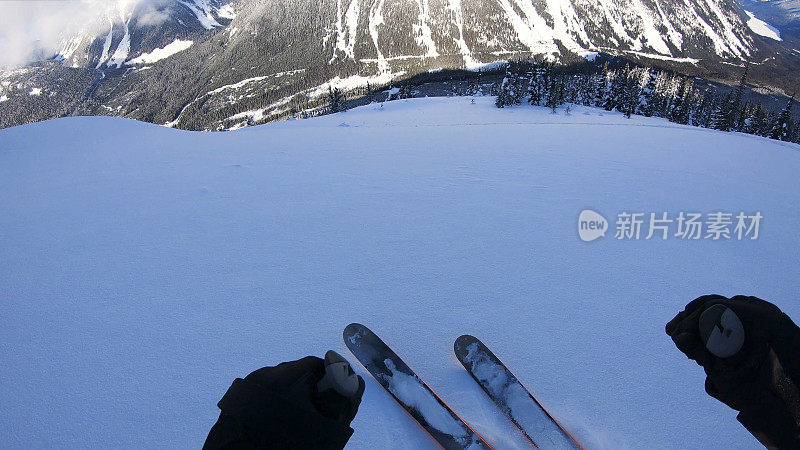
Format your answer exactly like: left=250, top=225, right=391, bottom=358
left=494, top=60, right=798, bottom=144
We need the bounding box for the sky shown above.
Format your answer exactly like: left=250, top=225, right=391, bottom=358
left=0, top=0, right=167, bottom=68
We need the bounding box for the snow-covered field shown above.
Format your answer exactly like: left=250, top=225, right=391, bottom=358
left=744, top=10, right=783, bottom=41
left=1, top=97, right=799, bottom=449
left=127, top=40, right=194, bottom=65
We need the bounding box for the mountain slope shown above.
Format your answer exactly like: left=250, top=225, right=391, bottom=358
left=739, top=0, right=800, bottom=29
left=2, top=97, right=799, bottom=448
left=55, top=0, right=234, bottom=69
left=0, top=0, right=798, bottom=130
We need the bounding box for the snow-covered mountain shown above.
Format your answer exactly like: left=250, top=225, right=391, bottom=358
left=54, top=0, right=758, bottom=70
left=1, top=0, right=798, bottom=130
left=55, top=0, right=234, bottom=68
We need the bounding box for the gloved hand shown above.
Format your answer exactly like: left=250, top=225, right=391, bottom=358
left=666, top=295, right=800, bottom=449
left=204, top=354, right=365, bottom=450
left=243, top=355, right=365, bottom=425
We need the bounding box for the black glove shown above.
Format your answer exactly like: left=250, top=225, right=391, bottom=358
left=666, top=295, right=800, bottom=449
left=204, top=355, right=365, bottom=450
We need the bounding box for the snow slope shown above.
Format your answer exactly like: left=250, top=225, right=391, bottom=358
left=126, top=40, right=194, bottom=65
left=744, top=10, right=783, bottom=40
left=1, top=97, right=799, bottom=449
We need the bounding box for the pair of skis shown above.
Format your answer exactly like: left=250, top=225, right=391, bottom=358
left=343, top=323, right=582, bottom=449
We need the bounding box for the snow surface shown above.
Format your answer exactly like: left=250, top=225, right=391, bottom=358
left=179, top=0, right=221, bottom=30
left=625, top=50, right=700, bottom=64
left=744, top=10, right=783, bottom=41
left=2, top=97, right=800, bottom=449
left=217, top=4, right=236, bottom=20
left=107, top=16, right=131, bottom=68
left=96, top=21, right=114, bottom=69
left=127, top=40, right=194, bottom=65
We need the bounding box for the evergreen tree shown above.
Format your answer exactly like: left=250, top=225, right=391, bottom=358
left=710, top=65, right=749, bottom=132
left=758, top=111, right=775, bottom=136
left=738, top=101, right=754, bottom=133
left=545, top=74, right=564, bottom=112
left=620, top=67, right=642, bottom=118
left=604, top=66, right=627, bottom=111
left=327, top=86, right=345, bottom=113
left=669, top=78, right=693, bottom=125
left=695, top=88, right=716, bottom=128
left=582, top=73, right=597, bottom=106
left=398, top=84, right=413, bottom=99
left=593, top=70, right=607, bottom=108
left=365, top=82, right=372, bottom=102
left=711, top=93, right=733, bottom=131
left=651, top=71, right=671, bottom=118
left=467, top=76, right=479, bottom=96
left=495, top=73, right=515, bottom=108
left=528, top=61, right=553, bottom=106
left=640, top=69, right=657, bottom=116
left=508, top=62, right=524, bottom=105
left=794, top=119, right=800, bottom=144
left=730, top=64, right=748, bottom=131
left=770, top=96, right=795, bottom=141
left=527, top=62, right=545, bottom=106
left=495, top=78, right=510, bottom=108
left=564, top=74, right=580, bottom=104
left=495, top=63, right=521, bottom=107
left=741, top=103, right=763, bottom=135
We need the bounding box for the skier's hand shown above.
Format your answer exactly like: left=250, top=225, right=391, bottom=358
left=666, top=295, right=800, bottom=448
left=666, top=295, right=779, bottom=366
left=204, top=355, right=365, bottom=450
left=243, top=355, right=365, bottom=426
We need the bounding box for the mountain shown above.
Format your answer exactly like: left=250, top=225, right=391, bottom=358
left=1, top=0, right=798, bottom=130
left=55, top=0, right=234, bottom=69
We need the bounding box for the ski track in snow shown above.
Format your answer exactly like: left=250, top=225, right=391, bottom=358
left=1, top=97, right=799, bottom=449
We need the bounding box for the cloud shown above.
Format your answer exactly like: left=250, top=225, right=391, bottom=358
left=0, top=0, right=157, bottom=69
left=138, top=7, right=172, bottom=27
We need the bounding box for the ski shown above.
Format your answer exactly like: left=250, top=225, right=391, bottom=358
left=454, top=335, right=582, bottom=450
left=344, top=323, right=492, bottom=450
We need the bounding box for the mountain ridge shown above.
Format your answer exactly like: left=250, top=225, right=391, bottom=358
left=1, top=0, right=797, bottom=130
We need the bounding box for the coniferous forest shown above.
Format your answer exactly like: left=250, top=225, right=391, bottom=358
left=492, top=60, right=799, bottom=144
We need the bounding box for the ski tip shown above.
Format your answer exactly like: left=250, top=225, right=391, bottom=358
left=344, top=322, right=365, bottom=333
left=454, top=334, right=479, bottom=354
left=343, top=323, right=370, bottom=348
